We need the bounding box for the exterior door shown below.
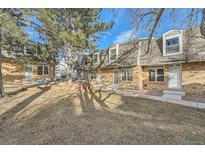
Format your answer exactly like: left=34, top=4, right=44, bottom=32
left=24, top=65, right=33, bottom=81
left=168, top=64, right=181, bottom=89
left=113, top=70, right=119, bottom=84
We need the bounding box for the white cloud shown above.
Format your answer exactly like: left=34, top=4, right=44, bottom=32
left=114, top=29, right=137, bottom=44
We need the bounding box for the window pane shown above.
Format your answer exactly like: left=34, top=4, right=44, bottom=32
left=165, top=37, right=180, bottom=54
left=38, top=66, right=43, bottom=75
left=157, top=76, right=164, bottom=82
left=166, top=45, right=180, bottom=54
left=110, top=49, right=116, bottom=60
left=44, top=66, right=48, bottom=75
left=166, top=37, right=179, bottom=46
left=127, top=69, right=133, bottom=76
left=127, top=69, right=133, bottom=81
left=149, top=69, right=155, bottom=81
left=122, top=76, right=126, bottom=81
left=121, top=70, right=126, bottom=81
left=157, top=68, right=164, bottom=75
left=157, top=69, right=164, bottom=81
left=128, top=76, right=133, bottom=81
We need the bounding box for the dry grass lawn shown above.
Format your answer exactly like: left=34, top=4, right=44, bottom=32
left=0, top=82, right=205, bottom=144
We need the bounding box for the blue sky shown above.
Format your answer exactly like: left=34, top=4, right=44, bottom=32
left=98, top=8, right=202, bottom=49
left=97, top=9, right=133, bottom=49
left=28, top=9, right=202, bottom=50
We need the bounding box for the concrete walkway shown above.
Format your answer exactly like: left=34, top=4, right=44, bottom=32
left=99, top=88, right=205, bottom=110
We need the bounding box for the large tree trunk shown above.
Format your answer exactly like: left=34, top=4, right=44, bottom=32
left=83, top=70, right=91, bottom=90
left=67, top=48, right=73, bottom=82
left=51, top=63, right=56, bottom=81
left=0, top=55, right=5, bottom=97
left=75, top=50, right=79, bottom=80
left=0, top=29, right=5, bottom=97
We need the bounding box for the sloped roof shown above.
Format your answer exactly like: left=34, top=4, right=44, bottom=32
left=100, top=28, right=205, bottom=68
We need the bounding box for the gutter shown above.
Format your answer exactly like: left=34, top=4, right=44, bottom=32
left=137, top=41, right=141, bottom=66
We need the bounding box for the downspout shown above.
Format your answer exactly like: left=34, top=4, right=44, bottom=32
left=137, top=41, right=141, bottom=66
left=137, top=41, right=143, bottom=89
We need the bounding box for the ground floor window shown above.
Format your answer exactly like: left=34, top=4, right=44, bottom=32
left=121, top=68, right=133, bottom=81
left=90, top=71, right=97, bottom=80
left=149, top=67, right=164, bottom=82
left=38, top=65, right=48, bottom=76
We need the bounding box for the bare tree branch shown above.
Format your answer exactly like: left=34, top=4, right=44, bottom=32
left=146, top=8, right=165, bottom=54
left=200, top=8, right=205, bottom=38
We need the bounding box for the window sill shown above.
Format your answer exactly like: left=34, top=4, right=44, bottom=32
left=163, top=52, right=182, bottom=56
left=148, top=81, right=165, bottom=84
left=121, top=80, right=133, bottom=83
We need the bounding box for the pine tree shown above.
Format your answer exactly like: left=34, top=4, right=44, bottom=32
left=29, top=8, right=113, bottom=81
left=0, top=9, right=28, bottom=97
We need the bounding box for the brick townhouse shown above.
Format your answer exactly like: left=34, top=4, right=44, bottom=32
left=90, top=28, right=205, bottom=100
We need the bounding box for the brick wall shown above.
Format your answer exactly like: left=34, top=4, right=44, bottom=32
left=101, top=68, right=113, bottom=86
left=182, top=62, right=205, bottom=94
left=98, top=66, right=143, bottom=90
left=2, top=60, right=53, bottom=83
left=91, top=62, right=205, bottom=95
left=2, top=60, right=24, bottom=83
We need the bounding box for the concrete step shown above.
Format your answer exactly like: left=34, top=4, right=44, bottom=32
left=162, top=90, right=185, bottom=100
left=163, top=90, right=185, bottom=96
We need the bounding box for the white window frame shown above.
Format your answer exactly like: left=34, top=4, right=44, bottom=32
left=112, top=69, right=119, bottom=84
left=121, top=68, right=133, bottom=82
left=148, top=66, right=165, bottom=83
left=109, top=44, right=119, bottom=62
left=37, top=65, right=48, bottom=76
left=163, top=30, right=183, bottom=56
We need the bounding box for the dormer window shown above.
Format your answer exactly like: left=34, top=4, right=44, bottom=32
left=24, top=43, right=37, bottom=55
left=163, top=30, right=183, bottom=56
left=109, top=44, right=119, bottom=61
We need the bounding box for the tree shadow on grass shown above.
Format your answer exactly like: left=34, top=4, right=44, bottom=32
left=77, top=82, right=112, bottom=113
left=0, top=86, right=51, bottom=127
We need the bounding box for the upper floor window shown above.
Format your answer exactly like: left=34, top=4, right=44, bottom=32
left=166, top=37, right=179, bottom=54
left=163, top=31, right=182, bottom=56
left=109, top=48, right=117, bottom=61
left=109, top=44, right=119, bottom=61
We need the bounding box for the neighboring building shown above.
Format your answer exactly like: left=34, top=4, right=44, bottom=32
left=2, top=45, right=53, bottom=83
left=55, top=59, right=68, bottom=79
left=91, top=28, right=205, bottom=99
